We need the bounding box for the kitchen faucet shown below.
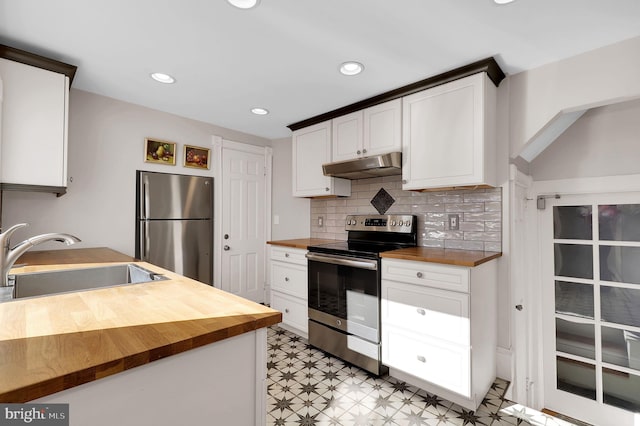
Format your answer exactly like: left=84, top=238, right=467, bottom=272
left=0, top=223, right=81, bottom=289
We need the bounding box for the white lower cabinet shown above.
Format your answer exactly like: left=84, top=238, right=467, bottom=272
left=381, top=258, right=497, bottom=411
left=271, top=292, right=308, bottom=334
left=269, top=246, right=308, bottom=337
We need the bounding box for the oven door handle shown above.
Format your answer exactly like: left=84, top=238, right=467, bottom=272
left=306, top=253, right=378, bottom=270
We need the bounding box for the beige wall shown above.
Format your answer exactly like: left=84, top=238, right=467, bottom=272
left=530, top=98, right=640, bottom=180
left=509, top=36, right=640, bottom=159
left=2, top=89, right=270, bottom=255
left=270, top=137, right=310, bottom=240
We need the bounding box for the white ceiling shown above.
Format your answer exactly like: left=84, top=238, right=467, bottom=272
left=1, top=0, right=639, bottom=140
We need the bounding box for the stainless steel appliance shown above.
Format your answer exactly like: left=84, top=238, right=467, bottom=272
left=322, top=152, right=402, bottom=180
left=306, top=214, right=417, bottom=375
left=135, top=171, right=213, bottom=285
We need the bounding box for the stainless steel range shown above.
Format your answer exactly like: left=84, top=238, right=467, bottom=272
left=306, top=214, right=417, bottom=375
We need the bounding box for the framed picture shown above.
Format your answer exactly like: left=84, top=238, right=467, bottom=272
left=145, top=138, right=177, bottom=165
left=184, top=145, right=211, bottom=169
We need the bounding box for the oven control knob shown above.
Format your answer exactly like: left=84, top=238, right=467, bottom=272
left=336, top=319, right=342, bottom=326
left=398, top=220, right=404, bottom=226
left=390, top=220, right=396, bottom=226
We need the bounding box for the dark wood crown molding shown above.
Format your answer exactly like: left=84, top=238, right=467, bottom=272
left=287, top=57, right=505, bottom=132
left=0, top=44, right=77, bottom=84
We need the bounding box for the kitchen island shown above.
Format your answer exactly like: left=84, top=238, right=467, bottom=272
left=0, top=248, right=281, bottom=426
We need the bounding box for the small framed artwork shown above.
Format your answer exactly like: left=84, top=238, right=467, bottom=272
left=184, top=145, right=211, bottom=169
left=145, top=138, right=176, bottom=165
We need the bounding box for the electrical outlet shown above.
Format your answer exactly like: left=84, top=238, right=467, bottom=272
left=318, top=216, right=323, bottom=227
left=448, top=214, right=459, bottom=230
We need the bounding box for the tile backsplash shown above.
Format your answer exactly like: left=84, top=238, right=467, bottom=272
left=310, top=175, right=502, bottom=252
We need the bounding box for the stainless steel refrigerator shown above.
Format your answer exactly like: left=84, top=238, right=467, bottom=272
left=135, top=171, right=213, bottom=285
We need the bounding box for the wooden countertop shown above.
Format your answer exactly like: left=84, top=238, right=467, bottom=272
left=268, top=239, right=500, bottom=267
left=0, top=248, right=281, bottom=403
left=267, top=238, right=337, bottom=249
left=380, top=247, right=502, bottom=267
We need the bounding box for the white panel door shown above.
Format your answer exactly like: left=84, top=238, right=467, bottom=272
left=541, top=192, right=640, bottom=425
left=220, top=144, right=267, bottom=303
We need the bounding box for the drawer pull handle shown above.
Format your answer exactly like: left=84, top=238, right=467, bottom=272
left=285, top=308, right=290, bottom=313
left=416, top=308, right=426, bottom=316
left=285, top=277, right=289, bottom=282
left=416, top=272, right=423, bottom=278
left=417, top=355, right=426, bottom=363
left=285, top=253, right=290, bottom=258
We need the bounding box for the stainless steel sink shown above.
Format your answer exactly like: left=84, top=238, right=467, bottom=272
left=9, top=263, right=168, bottom=299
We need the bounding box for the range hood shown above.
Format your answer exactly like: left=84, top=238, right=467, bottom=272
left=322, top=152, right=402, bottom=180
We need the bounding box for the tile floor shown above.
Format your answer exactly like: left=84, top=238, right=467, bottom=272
left=266, top=326, right=583, bottom=426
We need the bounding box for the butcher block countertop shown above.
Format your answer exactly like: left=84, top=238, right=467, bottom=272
left=0, top=248, right=281, bottom=403
left=267, top=238, right=337, bottom=249
left=380, top=247, right=502, bottom=267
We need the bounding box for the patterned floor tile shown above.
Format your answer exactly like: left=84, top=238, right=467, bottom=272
left=266, top=326, right=584, bottom=426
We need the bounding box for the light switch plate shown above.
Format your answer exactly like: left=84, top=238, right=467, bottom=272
left=448, top=214, right=459, bottom=230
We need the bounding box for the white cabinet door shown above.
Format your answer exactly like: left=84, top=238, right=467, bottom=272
left=331, top=99, right=402, bottom=163
left=271, top=261, right=307, bottom=299
left=363, top=98, right=402, bottom=156
left=291, top=121, right=350, bottom=197
left=382, top=325, right=471, bottom=397
left=271, top=291, right=308, bottom=334
left=402, top=72, right=495, bottom=190
left=332, top=111, right=362, bottom=162
left=0, top=58, right=68, bottom=187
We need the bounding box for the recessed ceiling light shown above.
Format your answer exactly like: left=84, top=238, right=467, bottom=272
left=150, top=72, right=175, bottom=84
left=494, top=0, right=515, bottom=4
left=227, top=0, right=260, bottom=9
left=339, top=61, right=364, bottom=76
left=251, top=107, right=269, bottom=115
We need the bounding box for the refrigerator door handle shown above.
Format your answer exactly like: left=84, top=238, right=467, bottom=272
left=142, top=221, right=151, bottom=260
left=142, top=183, right=148, bottom=220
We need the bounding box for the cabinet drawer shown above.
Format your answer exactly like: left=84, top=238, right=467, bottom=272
left=271, top=291, right=308, bottom=334
left=382, top=259, right=469, bottom=293
left=382, top=280, right=469, bottom=344
left=382, top=326, right=470, bottom=397
left=271, top=261, right=307, bottom=299
left=270, top=246, right=307, bottom=265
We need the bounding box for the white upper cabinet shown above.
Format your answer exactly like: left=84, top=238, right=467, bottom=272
left=0, top=56, right=71, bottom=190
left=331, top=111, right=363, bottom=162
left=292, top=120, right=351, bottom=197
left=363, top=99, right=402, bottom=157
left=332, top=99, right=402, bottom=162
left=401, top=72, right=496, bottom=191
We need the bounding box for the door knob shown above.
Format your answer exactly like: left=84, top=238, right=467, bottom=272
left=223, top=245, right=230, bottom=251
left=224, top=234, right=229, bottom=240
left=515, top=304, right=523, bottom=311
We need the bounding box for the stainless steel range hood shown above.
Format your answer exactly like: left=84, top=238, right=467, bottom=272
left=322, top=152, right=402, bottom=180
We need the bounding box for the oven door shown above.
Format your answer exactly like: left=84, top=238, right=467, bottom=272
left=306, top=252, right=380, bottom=343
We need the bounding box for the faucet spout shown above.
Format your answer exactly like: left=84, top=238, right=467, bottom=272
left=0, top=224, right=81, bottom=290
